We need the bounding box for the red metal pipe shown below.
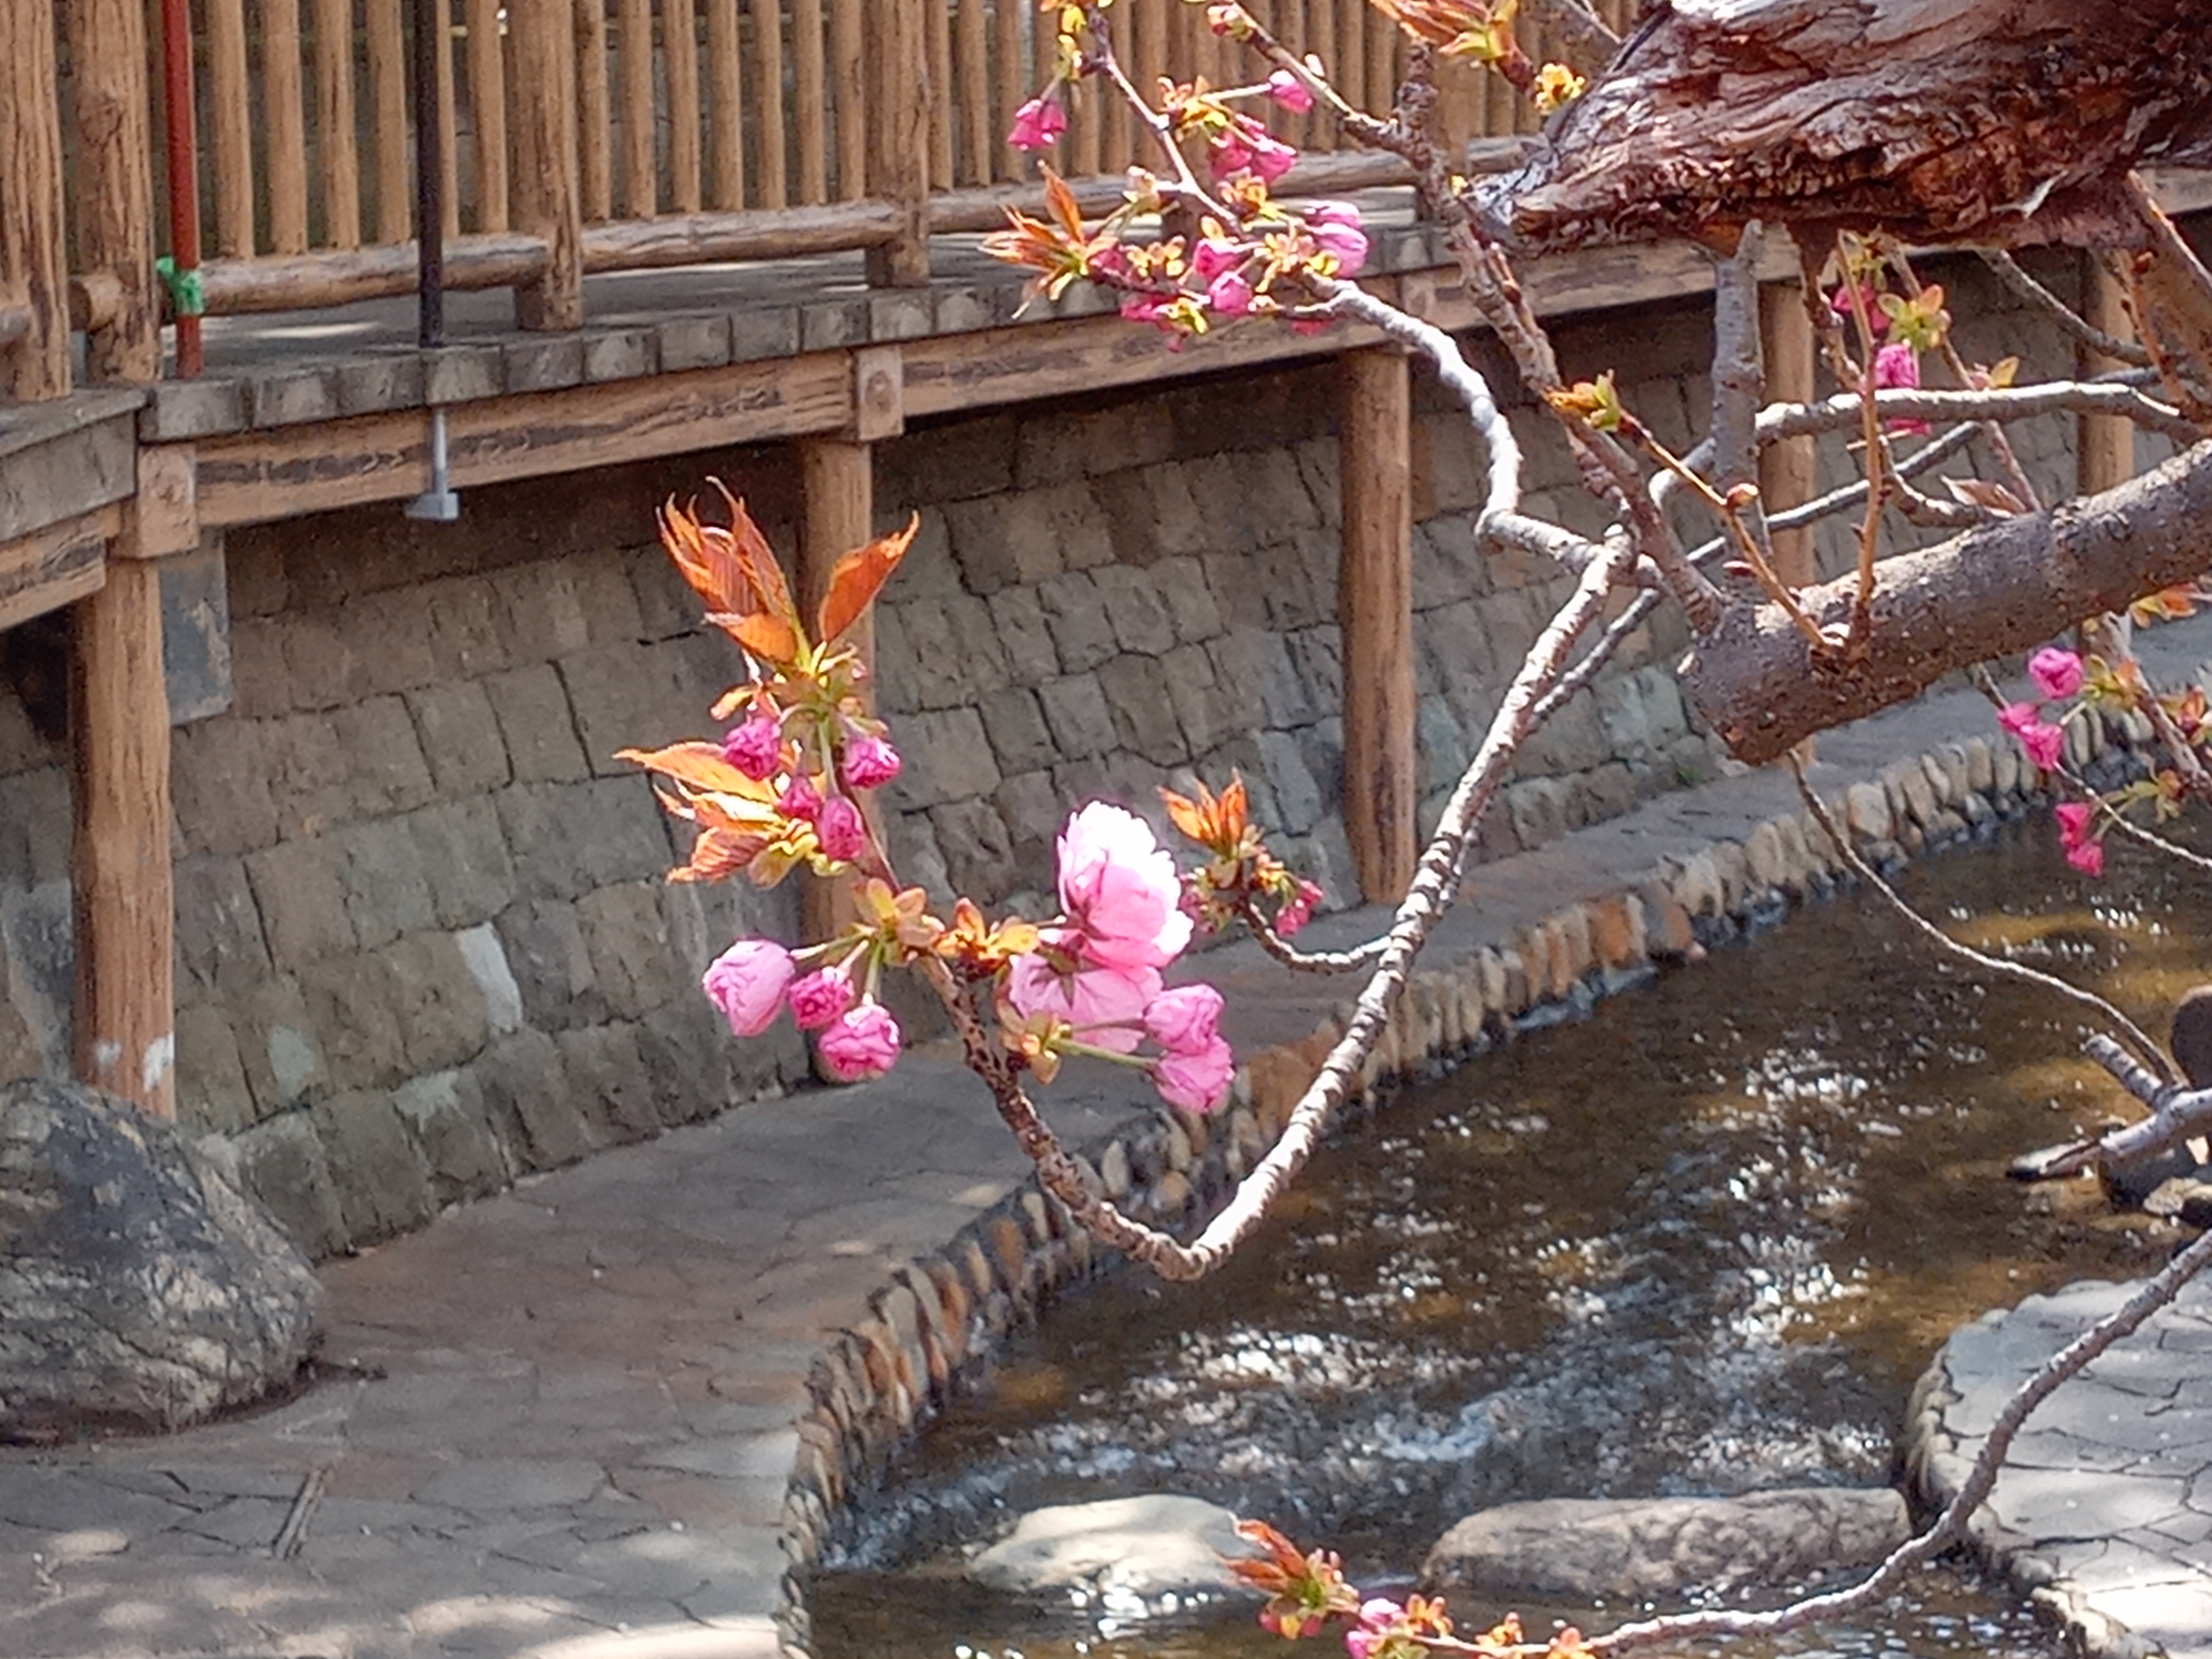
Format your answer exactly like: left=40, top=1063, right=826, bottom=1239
left=159, top=0, right=202, bottom=375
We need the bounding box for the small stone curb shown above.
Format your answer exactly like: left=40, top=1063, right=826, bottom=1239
left=769, top=709, right=2159, bottom=1654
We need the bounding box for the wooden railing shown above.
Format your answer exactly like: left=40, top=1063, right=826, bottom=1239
left=3, top=0, right=1644, bottom=398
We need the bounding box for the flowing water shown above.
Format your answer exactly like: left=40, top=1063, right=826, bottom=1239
left=814, top=822, right=2212, bottom=1658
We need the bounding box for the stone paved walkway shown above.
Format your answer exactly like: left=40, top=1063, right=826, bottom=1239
left=11, top=626, right=2212, bottom=1659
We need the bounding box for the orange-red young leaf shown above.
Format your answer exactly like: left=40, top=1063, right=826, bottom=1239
left=616, top=740, right=781, bottom=801
left=817, top=515, right=919, bottom=644
left=659, top=486, right=805, bottom=667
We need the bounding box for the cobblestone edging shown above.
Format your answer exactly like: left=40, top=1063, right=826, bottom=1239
left=767, top=706, right=2158, bottom=1656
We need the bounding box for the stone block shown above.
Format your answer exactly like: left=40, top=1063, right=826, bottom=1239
left=559, top=632, right=728, bottom=778
left=1163, top=642, right=1257, bottom=757
left=1417, top=697, right=1468, bottom=794
left=245, top=837, right=356, bottom=967
left=1517, top=694, right=1609, bottom=777
left=392, top=1070, right=513, bottom=1205
left=942, top=489, right=1068, bottom=594
left=407, top=797, right=520, bottom=928
left=1091, top=464, right=1212, bottom=569
left=898, top=597, right=1008, bottom=709
left=1151, top=556, right=1224, bottom=644
left=577, top=882, right=682, bottom=1020
left=296, top=952, right=410, bottom=1093
left=171, top=717, right=281, bottom=857
left=582, top=326, right=658, bottom=382
left=484, top=660, right=591, bottom=784
left=423, top=574, right=512, bottom=680
left=174, top=856, right=274, bottom=998
left=330, top=695, right=437, bottom=818
left=230, top=1112, right=348, bottom=1258
left=1257, top=731, right=1324, bottom=835
left=557, top=1022, right=663, bottom=1142
left=1287, top=626, right=1344, bottom=709
left=232, top=976, right=326, bottom=1111
left=474, top=1027, right=593, bottom=1170
left=382, top=933, right=494, bottom=1073
left=1034, top=571, right=1120, bottom=674
left=884, top=706, right=1001, bottom=811
left=930, top=798, right=1021, bottom=902
left=1035, top=674, right=1118, bottom=760
left=1014, top=401, right=1177, bottom=489
left=979, top=687, right=1059, bottom=776
left=1089, top=565, right=1181, bottom=657
left=495, top=897, right=605, bottom=1028
left=161, top=544, right=235, bottom=722
left=311, top=1089, right=437, bottom=1244
left=1212, top=629, right=1312, bottom=728
left=1248, top=536, right=1335, bottom=632
left=993, top=769, right=1064, bottom=873
left=1505, top=776, right=1572, bottom=851
left=495, top=776, right=675, bottom=900
left=405, top=679, right=512, bottom=797
left=878, top=413, right=1020, bottom=505
left=1202, top=551, right=1271, bottom=631
left=174, top=1002, right=257, bottom=1137
left=1097, top=656, right=1189, bottom=767
left=985, top=587, right=1061, bottom=686
left=635, top=995, right=739, bottom=1124
left=658, top=313, right=733, bottom=371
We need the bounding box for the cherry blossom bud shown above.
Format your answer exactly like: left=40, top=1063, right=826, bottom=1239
left=2028, top=646, right=2085, bottom=701
left=1304, top=201, right=1368, bottom=276
left=1152, top=1036, right=1234, bottom=1113
left=721, top=707, right=784, bottom=781
left=787, top=965, right=856, bottom=1032
left=1267, top=69, right=1313, bottom=113
left=1207, top=270, right=1257, bottom=317
left=818, top=1000, right=902, bottom=1081
left=841, top=731, right=903, bottom=790
left=1008, top=93, right=1067, bottom=152
left=816, top=794, right=867, bottom=862
left=1143, top=984, right=1225, bottom=1055
left=702, top=939, right=794, bottom=1038
left=778, top=772, right=822, bottom=823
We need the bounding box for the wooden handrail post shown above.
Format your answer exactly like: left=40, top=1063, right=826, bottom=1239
left=0, top=0, right=72, bottom=400
left=71, top=532, right=178, bottom=1116
left=2080, top=253, right=2135, bottom=496
left=1339, top=346, right=1417, bottom=904
left=865, top=0, right=931, bottom=286
left=1757, top=279, right=1818, bottom=589
left=64, top=0, right=161, bottom=381
left=797, top=436, right=879, bottom=943
left=509, top=0, right=586, bottom=329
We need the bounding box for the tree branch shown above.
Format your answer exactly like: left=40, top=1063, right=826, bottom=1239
left=1978, top=251, right=2155, bottom=369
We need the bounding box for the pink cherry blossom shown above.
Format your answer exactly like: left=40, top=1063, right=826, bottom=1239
left=1056, top=803, right=1192, bottom=970
left=841, top=731, right=902, bottom=790
left=1207, top=270, right=1257, bottom=317
left=721, top=707, right=784, bottom=781
left=2029, top=646, right=2085, bottom=700
left=1153, top=1035, right=1234, bottom=1113
left=816, top=794, right=867, bottom=862
left=1277, top=877, right=1324, bottom=936
left=1144, top=983, right=1225, bottom=1055
left=787, top=965, right=856, bottom=1031
left=777, top=772, right=822, bottom=823
left=1828, top=282, right=1888, bottom=334
left=1267, top=68, right=1313, bottom=113
left=702, top=939, right=794, bottom=1037
left=2055, top=801, right=2096, bottom=845
left=1873, top=342, right=1929, bottom=435
left=1305, top=202, right=1368, bottom=276
left=1007, top=947, right=1161, bottom=1054
left=818, top=1000, right=902, bottom=1080
left=1998, top=701, right=2043, bottom=737
left=2066, top=834, right=2106, bottom=877
left=1008, top=93, right=1067, bottom=152
left=2019, top=719, right=2065, bottom=770
left=1191, top=237, right=1244, bottom=285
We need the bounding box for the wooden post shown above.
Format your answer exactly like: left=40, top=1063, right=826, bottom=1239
left=865, top=0, right=930, bottom=287
left=0, top=0, right=71, bottom=401
left=1338, top=347, right=1417, bottom=904
left=510, top=0, right=585, bottom=329
left=1757, top=279, right=1819, bottom=589
left=2081, top=253, right=2136, bottom=495
left=64, top=0, right=161, bottom=382
left=71, top=537, right=177, bottom=1116
left=798, top=436, right=877, bottom=943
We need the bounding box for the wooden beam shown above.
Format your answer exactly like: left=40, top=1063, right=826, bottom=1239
left=1338, top=347, right=1417, bottom=904
left=864, top=0, right=930, bottom=286
left=194, top=350, right=856, bottom=526
left=0, top=0, right=71, bottom=400
left=1757, top=279, right=1819, bottom=588
left=0, top=506, right=113, bottom=634
left=2080, top=252, right=2136, bottom=495
left=509, top=0, right=586, bottom=330
left=63, top=0, right=161, bottom=382
left=71, top=531, right=176, bottom=1115
left=796, top=437, right=876, bottom=944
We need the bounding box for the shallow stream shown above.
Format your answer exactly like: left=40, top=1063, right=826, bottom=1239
left=814, top=822, right=2212, bottom=1658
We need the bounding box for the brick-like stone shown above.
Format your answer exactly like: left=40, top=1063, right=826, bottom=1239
left=885, top=706, right=1002, bottom=811
left=1163, top=641, right=1258, bottom=756
left=930, top=798, right=1020, bottom=901
left=985, top=586, right=1061, bottom=685
left=174, top=1002, right=257, bottom=1137
left=484, top=661, right=591, bottom=784
left=557, top=1022, right=663, bottom=1141
left=296, top=952, right=409, bottom=1093
left=559, top=633, right=727, bottom=778
left=312, top=1089, right=437, bottom=1243
left=943, top=485, right=1110, bottom=594
left=1152, top=556, right=1224, bottom=643
left=1034, top=571, right=1120, bottom=674
left=330, top=695, right=438, bottom=818
left=1097, top=655, right=1188, bottom=767
left=245, top=837, right=357, bottom=967
left=232, top=976, right=327, bottom=1111
left=230, top=1112, right=348, bottom=1258
left=977, top=687, right=1058, bottom=776
left=392, top=1069, right=513, bottom=1205
left=658, top=313, right=733, bottom=371
left=474, top=1027, right=593, bottom=1170
left=383, top=932, right=494, bottom=1073
left=175, top=856, right=274, bottom=998
left=576, top=883, right=681, bottom=1020
left=405, top=679, right=512, bottom=796
left=495, top=897, right=605, bottom=1029
left=1035, top=674, right=1117, bottom=759
left=408, top=798, right=519, bottom=928
left=1256, top=731, right=1324, bottom=835
left=1089, top=564, right=1180, bottom=656
left=172, top=717, right=281, bottom=857
left=334, top=818, right=438, bottom=950
left=496, top=776, right=674, bottom=900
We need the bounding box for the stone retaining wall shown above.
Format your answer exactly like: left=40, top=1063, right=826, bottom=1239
left=0, top=254, right=2106, bottom=1257
left=770, top=704, right=2157, bottom=1656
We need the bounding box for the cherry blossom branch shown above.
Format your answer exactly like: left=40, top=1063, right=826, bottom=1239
left=1978, top=250, right=2154, bottom=370
left=1789, top=757, right=2175, bottom=1080
left=1677, top=423, right=1981, bottom=568
left=1591, top=1221, right=2212, bottom=1650
left=959, top=539, right=1641, bottom=1280
left=2055, top=1033, right=2212, bottom=1175
left=1758, top=382, right=2196, bottom=446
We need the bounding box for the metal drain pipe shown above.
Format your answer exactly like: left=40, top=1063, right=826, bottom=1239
left=405, top=0, right=460, bottom=522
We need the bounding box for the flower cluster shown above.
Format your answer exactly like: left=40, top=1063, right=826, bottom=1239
left=1996, top=645, right=2084, bottom=774
left=1828, top=265, right=1952, bottom=437
left=1165, top=775, right=1323, bottom=938
left=702, top=934, right=902, bottom=1080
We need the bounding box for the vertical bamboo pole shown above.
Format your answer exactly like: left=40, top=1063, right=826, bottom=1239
left=579, top=0, right=614, bottom=219
left=954, top=0, right=990, bottom=185
left=465, top=0, right=508, bottom=229
left=265, top=0, right=313, bottom=252
left=72, top=550, right=177, bottom=1117
left=750, top=0, right=787, bottom=207
left=2081, top=254, right=2136, bottom=495
left=436, top=0, right=460, bottom=235
left=0, top=0, right=68, bottom=400
left=64, top=0, right=160, bottom=382
left=1333, top=3, right=1365, bottom=152
left=1758, top=281, right=1819, bottom=588
left=927, top=0, right=954, bottom=190
left=994, top=0, right=1024, bottom=183
left=208, top=0, right=258, bottom=253
left=1339, top=348, right=1417, bottom=903
left=509, top=0, right=583, bottom=328
left=704, top=0, right=742, bottom=208
left=1366, top=5, right=1395, bottom=119
left=664, top=0, right=700, bottom=211
left=791, top=0, right=827, bottom=204
left=312, top=0, right=363, bottom=245
left=618, top=0, right=654, bottom=214
left=366, top=0, right=411, bottom=241
left=866, top=0, right=930, bottom=285
left=829, top=0, right=864, bottom=199
left=798, top=439, right=877, bottom=945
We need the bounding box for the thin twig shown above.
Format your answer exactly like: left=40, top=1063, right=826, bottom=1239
left=1979, top=250, right=2154, bottom=369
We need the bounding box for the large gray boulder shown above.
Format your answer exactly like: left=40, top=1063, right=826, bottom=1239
left=1423, top=1487, right=1910, bottom=1601
left=969, top=1494, right=1266, bottom=1598
left=0, top=1079, right=323, bottom=1440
